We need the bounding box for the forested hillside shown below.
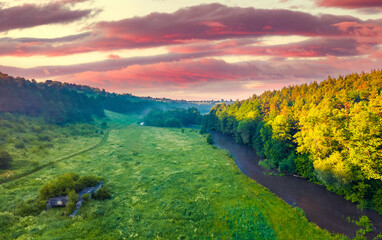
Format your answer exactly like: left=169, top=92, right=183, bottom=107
left=0, top=73, right=213, bottom=124
left=203, top=70, right=382, bottom=212
left=0, top=73, right=105, bottom=124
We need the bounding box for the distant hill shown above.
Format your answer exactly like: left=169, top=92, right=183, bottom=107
left=0, top=72, right=217, bottom=124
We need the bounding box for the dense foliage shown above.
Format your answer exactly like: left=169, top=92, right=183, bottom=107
left=38, top=172, right=102, bottom=201
left=0, top=73, right=105, bottom=124
left=143, top=107, right=202, bottom=127
left=203, top=70, right=382, bottom=211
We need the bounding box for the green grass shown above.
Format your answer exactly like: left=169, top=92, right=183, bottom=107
left=0, top=112, right=347, bottom=239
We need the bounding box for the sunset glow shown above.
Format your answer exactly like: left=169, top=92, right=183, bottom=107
left=1, top=0, right=382, bottom=100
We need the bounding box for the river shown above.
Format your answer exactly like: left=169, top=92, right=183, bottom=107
left=211, top=131, right=382, bottom=239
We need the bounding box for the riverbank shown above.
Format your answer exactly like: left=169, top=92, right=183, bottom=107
left=211, top=130, right=382, bottom=239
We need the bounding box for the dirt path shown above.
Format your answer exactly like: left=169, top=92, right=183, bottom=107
left=0, top=128, right=112, bottom=184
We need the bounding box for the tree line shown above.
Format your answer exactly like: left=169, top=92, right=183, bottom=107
left=203, top=70, right=382, bottom=213
left=0, top=73, right=165, bottom=124
left=143, top=107, right=202, bottom=128
left=0, top=73, right=215, bottom=125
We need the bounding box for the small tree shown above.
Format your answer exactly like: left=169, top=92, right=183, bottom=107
left=0, top=149, right=12, bottom=169
left=93, top=186, right=111, bottom=200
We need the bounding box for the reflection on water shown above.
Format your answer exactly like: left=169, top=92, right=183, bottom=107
left=211, top=131, right=382, bottom=238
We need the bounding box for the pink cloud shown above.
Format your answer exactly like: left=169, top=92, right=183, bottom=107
left=0, top=52, right=214, bottom=78
left=0, top=2, right=95, bottom=32
left=316, top=0, right=382, bottom=9
left=169, top=37, right=369, bottom=58
left=108, top=54, right=121, bottom=59
left=54, top=58, right=340, bottom=89
left=46, top=56, right=381, bottom=100
left=1, top=3, right=377, bottom=57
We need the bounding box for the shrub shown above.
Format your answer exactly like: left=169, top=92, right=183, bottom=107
left=93, top=186, right=111, bottom=200
left=0, top=212, right=17, bottom=228
left=206, top=134, right=213, bottom=145
left=77, top=175, right=102, bottom=191
left=14, top=141, right=25, bottom=149
left=44, top=143, right=54, bottom=148
left=15, top=199, right=45, bottom=217
left=373, top=189, right=382, bottom=214
left=31, top=126, right=42, bottom=133
left=82, top=193, right=90, bottom=201
left=39, top=172, right=80, bottom=200
left=0, top=149, right=12, bottom=169
left=65, top=190, right=78, bottom=216
left=278, top=154, right=296, bottom=174
left=294, top=154, right=316, bottom=180
left=37, top=135, right=52, bottom=141
left=355, top=216, right=372, bottom=234
left=39, top=173, right=103, bottom=200
left=199, top=127, right=208, bottom=134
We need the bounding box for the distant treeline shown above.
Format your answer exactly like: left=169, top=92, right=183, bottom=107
left=203, top=70, right=382, bottom=213
left=0, top=73, right=211, bottom=124
left=143, top=108, right=202, bottom=127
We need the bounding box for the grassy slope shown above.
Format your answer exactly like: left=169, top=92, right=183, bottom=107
left=0, top=112, right=347, bottom=239
left=0, top=115, right=104, bottom=182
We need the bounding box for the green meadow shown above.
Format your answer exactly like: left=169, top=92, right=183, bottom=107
left=0, top=112, right=347, bottom=239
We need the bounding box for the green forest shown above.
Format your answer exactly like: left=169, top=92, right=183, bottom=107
left=142, top=108, right=202, bottom=128
left=0, top=73, right=212, bottom=124
left=203, top=70, right=382, bottom=212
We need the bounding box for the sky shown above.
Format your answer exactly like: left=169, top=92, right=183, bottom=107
left=0, top=0, right=382, bottom=100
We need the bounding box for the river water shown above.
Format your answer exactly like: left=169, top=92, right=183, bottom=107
left=211, top=131, right=382, bottom=239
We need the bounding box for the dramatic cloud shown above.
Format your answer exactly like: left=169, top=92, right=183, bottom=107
left=1, top=3, right=381, bottom=57
left=169, top=37, right=366, bottom=57
left=316, top=0, right=382, bottom=9
left=49, top=56, right=374, bottom=98
left=0, top=1, right=94, bottom=32
left=0, top=52, right=215, bottom=78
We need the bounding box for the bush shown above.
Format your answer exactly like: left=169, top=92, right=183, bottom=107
left=373, top=189, right=382, bottom=214
left=82, top=193, right=90, bottom=201
left=15, top=199, right=45, bottom=217
left=65, top=190, right=78, bottom=216
left=206, top=134, right=213, bottom=145
left=0, top=149, right=12, bottom=169
left=31, top=126, right=42, bottom=133
left=0, top=212, right=17, bottom=228
left=93, top=186, right=111, bottom=200
left=39, top=173, right=103, bottom=200
left=44, top=143, right=54, bottom=148
left=77, top=175, right=102, bottom=191
left=199, top=127, right=208, bottom=134
left=278, top=154, right=296, bottom=174
left=294, top=154, right=316, bottom=180
left=37, top=135, right=52, bottom=141
left=14, top=141, right=25, bottom=149
left=39, top=172, right=80, bottom=200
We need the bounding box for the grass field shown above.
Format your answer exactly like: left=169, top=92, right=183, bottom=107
left=0, top=112, right=348, bottom=239
left=0, top=114, right=106, bottom=183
